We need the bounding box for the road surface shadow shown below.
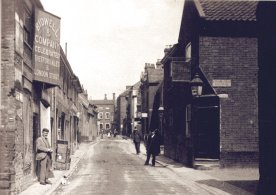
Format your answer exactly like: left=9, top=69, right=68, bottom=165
left=197, top=179, right=258, bottom=195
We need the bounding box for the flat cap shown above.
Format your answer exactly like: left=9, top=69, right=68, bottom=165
left=42, top=128, right=49, bottom=132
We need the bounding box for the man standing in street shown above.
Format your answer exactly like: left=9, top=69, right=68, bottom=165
left=133, top=127, right=142, bottom=154
left=36, top=128, right=54, bottom=185
left=144, top=129, right=161, bottom=166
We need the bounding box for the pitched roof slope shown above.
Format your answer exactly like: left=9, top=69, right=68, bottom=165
left=196, top=0, right=258, bottom=21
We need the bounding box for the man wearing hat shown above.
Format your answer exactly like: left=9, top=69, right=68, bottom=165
left=36, top=128, right=54, bottom=185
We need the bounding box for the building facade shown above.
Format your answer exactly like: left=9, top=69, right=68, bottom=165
left=162, top=0, right=259, bottom=167
left=140, top=62, right=163, bottom=136
left=0, top=1, right=84, bottom=194
left=91, top=94, right=115, bottom=134
left=116, top=87, right=131, bottom=135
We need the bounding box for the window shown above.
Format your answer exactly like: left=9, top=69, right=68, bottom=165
left=100, top=123, right=103, bottom=130
left=98, top=112, right=103, bottom=119
left=23, top=7, right=32, bottom=46
left=185, top=42, right=191, bottom=61
left=106, top=123, right=110, bottom=129
left=105, top=112, right=110, bottom=119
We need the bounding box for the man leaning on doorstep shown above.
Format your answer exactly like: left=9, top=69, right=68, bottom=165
left=36, top=128, right=54, bottom=185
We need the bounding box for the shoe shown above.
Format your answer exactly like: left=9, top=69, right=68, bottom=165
left=152, top=164, right=155, bottom=167
left=45, top=179, right=52, bottom=184
left=144, top=162, right=149, bottom=165
left=40, top=182, right=46, bottom=185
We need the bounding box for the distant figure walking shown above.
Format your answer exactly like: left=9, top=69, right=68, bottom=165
left=133, top=128, right=142, bottom=154
left=144, top=129, right=161, bottom=166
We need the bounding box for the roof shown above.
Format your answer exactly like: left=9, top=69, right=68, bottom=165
left=195, top=0, right=258, bottom=21
left=90, top=100, right=114, bottom=105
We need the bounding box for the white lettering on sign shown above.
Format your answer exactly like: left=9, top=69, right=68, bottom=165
left=212, top=79, right=231, bottom=87
left=34, top=9, right=60, bottom=85
left=36, top=17, right=59, bottom=38
left=35, top=35, right=59, bottom=50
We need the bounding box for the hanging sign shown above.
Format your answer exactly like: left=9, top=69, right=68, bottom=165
left=170, top=61, right=191, bottom=82
left=33, top=9, right=60, bottom=85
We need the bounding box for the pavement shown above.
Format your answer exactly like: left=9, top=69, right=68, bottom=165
left=19, top=140, right=99, bottom=195
left=20, top=136, right=259, bottom=195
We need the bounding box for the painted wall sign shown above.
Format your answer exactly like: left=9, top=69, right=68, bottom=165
left=170, top=61, right=191, bottom=82
left=212, top=79, right=232, bottom=87
left=33, top=9, right=60, bottom=85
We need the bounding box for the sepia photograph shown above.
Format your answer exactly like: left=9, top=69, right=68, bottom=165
left=0, top=0, right=276, bottom=194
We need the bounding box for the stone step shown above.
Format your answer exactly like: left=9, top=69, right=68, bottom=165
left=194, top=158, right=220, bottom=170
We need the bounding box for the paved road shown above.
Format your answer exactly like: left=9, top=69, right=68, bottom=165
left=53, top=137, right=215, bottom=195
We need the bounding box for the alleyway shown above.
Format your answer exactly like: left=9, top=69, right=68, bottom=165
left=53, top=137, right=213, bottom=195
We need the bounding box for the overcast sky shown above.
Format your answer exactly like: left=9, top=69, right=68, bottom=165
left=41, top=0, right=185, bottom=100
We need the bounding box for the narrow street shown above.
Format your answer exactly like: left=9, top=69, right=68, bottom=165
left=53, top=136, right=214, bottom=195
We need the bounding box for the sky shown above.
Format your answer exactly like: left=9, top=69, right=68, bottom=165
left=40, top=0, right=185, bottom=100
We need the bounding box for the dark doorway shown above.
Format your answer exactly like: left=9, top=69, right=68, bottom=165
left=193, top=105, right=220, bottom=159
left=32, top=113, right=39, bottom=177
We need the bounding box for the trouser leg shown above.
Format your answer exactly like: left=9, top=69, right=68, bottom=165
left=134, top=142, right=139, bottom=154
left=145, top=152, right=151, bottom=164
left=40, top=157, right=47, bottom=182
left=137, top=142, right=140, bottom=153
left=45, top=155, right=51, bottom=179
left=152, top=155, right=156, bottom=166
left=40, top=155, right=51, bottom=182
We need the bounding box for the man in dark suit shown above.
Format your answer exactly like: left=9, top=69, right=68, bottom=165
left=144, top=129, right=161, bottom=166
left=133, top=128, right=142, bottom=154
left=36, top=128, right=53, bottom=185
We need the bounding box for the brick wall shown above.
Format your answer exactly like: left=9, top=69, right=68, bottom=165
left=199, top=36, right=259, bottom=165
left=0, top=0, right=16, bottom=194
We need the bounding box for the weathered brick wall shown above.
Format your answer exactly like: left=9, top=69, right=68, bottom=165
left=199, top=36, right=259, bottom=166
left=0, top=0, right=16, bottom=194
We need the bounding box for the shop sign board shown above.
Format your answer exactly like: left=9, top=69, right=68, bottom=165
left=170, top=61, right=191, bottom=82
left=33, top=9, right=60, bottom=85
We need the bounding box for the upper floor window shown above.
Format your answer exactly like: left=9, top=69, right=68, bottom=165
left=105, top=112, right=110, bottom=119
left=23, top=7, right=32, bottom=46
left=185, top=43, right=191, bottom=61
left=105, top=123, right=110, bottom=129
left=98, top=112, right=103, bottom=119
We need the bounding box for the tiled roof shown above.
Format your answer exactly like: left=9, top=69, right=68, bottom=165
left=196, top=0, right=258, bottom=21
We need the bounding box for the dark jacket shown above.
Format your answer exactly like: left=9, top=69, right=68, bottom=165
left=133, top=131, right=141, bottom=143
left=146, top=131, right=161, bottom=155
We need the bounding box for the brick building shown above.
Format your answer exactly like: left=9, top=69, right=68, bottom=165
left=162, top=0, right=259, bottom=167
left=91, top=94, right=115, bottom=134
left=124, top=82, right=141, bottom=136
left=78, top=91, right=98, bottom=142
left=116, top=87, right=131, bottom=135
left=140, top=62, right=163, bottom=136
left=0, top=0, right=83, bottom=194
